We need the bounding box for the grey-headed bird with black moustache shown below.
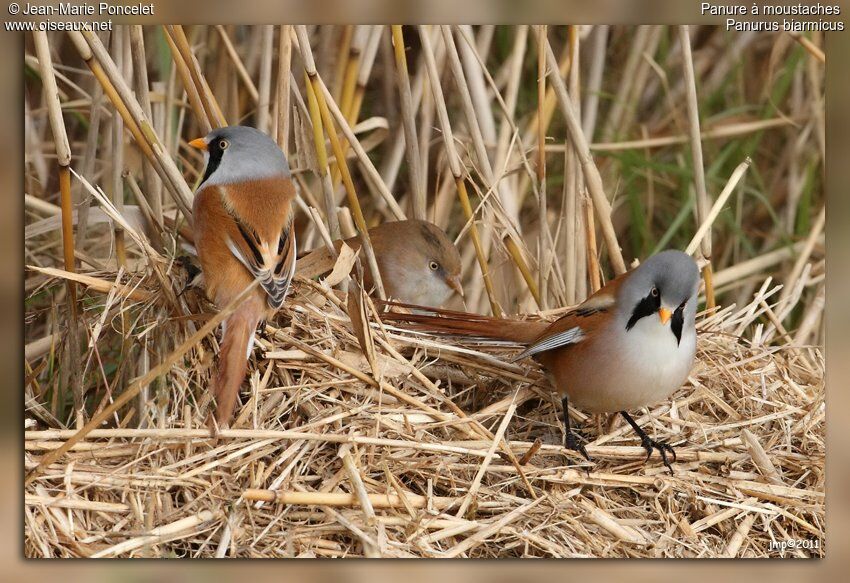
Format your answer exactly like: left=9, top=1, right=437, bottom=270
left=383, top=250, right=700, bottom=472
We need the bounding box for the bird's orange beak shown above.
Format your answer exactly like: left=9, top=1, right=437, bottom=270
left=446, top=274, right=464, bottom=297
left=658, top=307, right=672, bottom=325
left=189, top=137, right=208, bottom=151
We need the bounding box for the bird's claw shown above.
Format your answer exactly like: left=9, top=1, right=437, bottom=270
left=640, top=436, right=676, bottom=474
left=565, top=432, right=592, bottom=462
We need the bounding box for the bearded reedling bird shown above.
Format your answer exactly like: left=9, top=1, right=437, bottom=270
left=383, top=250, right=700, bottom=472
left=298, top=220, right=463, bottom=308
left=189, top=126, right=297, bottom=427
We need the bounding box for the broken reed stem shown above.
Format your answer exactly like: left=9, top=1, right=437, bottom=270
left=243, top=488, right=456, bottom=510
left=391, top=25, right=426, bottom=220
left=679, top=25, right=715, bottom=308
left=686, top=158, right=751, bottom=256
left=536, top=28, right=626, bottom=275
left=419, top=25, right=502, bottom=317
left=788, top=31, right=825, bottom=64
left=25, top=279, right=262, bottom=485
left=312, top=75, right=387, bottom=299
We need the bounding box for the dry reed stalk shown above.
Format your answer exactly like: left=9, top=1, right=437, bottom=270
left=32, top=34, right=73, bottom=281
left=686, top=158, right=751, bottom=255
left=316, top=63, right=408, bottom=225
left=601, top=26, right=652, bottom=142
left=169, top=25, right=227, bottom=128
left=332, top=26, right=354, bottom=100
left=679, top=26, right=716, bottom=308
left=338, top=26, right=368, bottom=125
left=312, top=75, right=386, bottom=299
left=72, top=52, right=103, bottom=249
left=441, top=26, right=513, bottom=221
left=215, top=25, right=259, bottom=103
left=276, top=25, right=292, bottom=153
left=111, top=28, right=128, bottom=267
left=255, top=25, right=274, bottom=133
left=301, top=66, right=341, bottom=239
left=129, top=26, right=163, bottom=228
left=391, top=25, right=425, bottom=220
left=582, top=117, right=801, bottom=152
left=582, top=25, right=608, bottom=140
left=779, top=205, right=824, bottom=307
left=244, top=488, right=457, bottom=510
left=455, top=395, right=518, bottom=517
left=419, top=26, right=502, bottom=317
left=162, top=27, right=212, bottom=135
left=32, top=31, right=82, bottom=429
left=503, top=235, right=540, bottom=306
left=91, top=510, right=222, bottom=558
left=536, top=29, right=626, bottom=275
left=788, top=31, right=825, bottom=64
left=349, top=25, right=383, bottom=123
left=536, top=26, right=549, bottom=310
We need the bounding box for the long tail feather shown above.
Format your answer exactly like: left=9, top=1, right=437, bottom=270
left=379, top=302, right=547, bottom=344
left=211, top=304, right=261, bottom=427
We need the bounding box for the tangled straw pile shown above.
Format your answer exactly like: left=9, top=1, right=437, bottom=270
left=24, top=25, right=824, bottom=557
left=25, top=264, right=824, bottom=558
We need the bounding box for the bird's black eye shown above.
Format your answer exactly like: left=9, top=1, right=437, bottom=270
left=650, top=287, right=659, bottom=298
left=218, top=139, right=229, bottom=150
left=429, top=261, right=439, bottom=271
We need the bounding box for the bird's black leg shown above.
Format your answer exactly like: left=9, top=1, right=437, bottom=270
left=620, top=411, right=676, bottom=474
left=562, top=395, right=591, bottom=461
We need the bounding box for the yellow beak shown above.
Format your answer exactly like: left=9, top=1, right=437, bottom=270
left=658, top=307, right=672, bottom=325
left=446, top=274, right=464, bottom=297
left=189, top=137, right=208, bottom=151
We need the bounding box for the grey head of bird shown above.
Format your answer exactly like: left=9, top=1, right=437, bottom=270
left=618, top=250, right=700, bottom=343
left=190, top=125, right=290, bottom=188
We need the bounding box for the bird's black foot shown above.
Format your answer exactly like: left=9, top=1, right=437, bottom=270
left=561, top=395, right=592, bottom=462
left=638, top=434, right=676, bottom=474
left=565, top=430, right=592, bottom=462
left=620, top=411, right=677, bottom=474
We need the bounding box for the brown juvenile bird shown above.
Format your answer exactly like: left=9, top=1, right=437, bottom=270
left=298, top=220, right=463, bottom=308
left=383, top=250, right=700, bottom=472
left=189, top=126, right=296, bottom=427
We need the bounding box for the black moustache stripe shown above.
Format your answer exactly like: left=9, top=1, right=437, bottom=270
left=626, top=292, right=660, bottom=331
left=671, top=305, right=684, bottom=345
left=200, top=140, right=224, bottom=185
